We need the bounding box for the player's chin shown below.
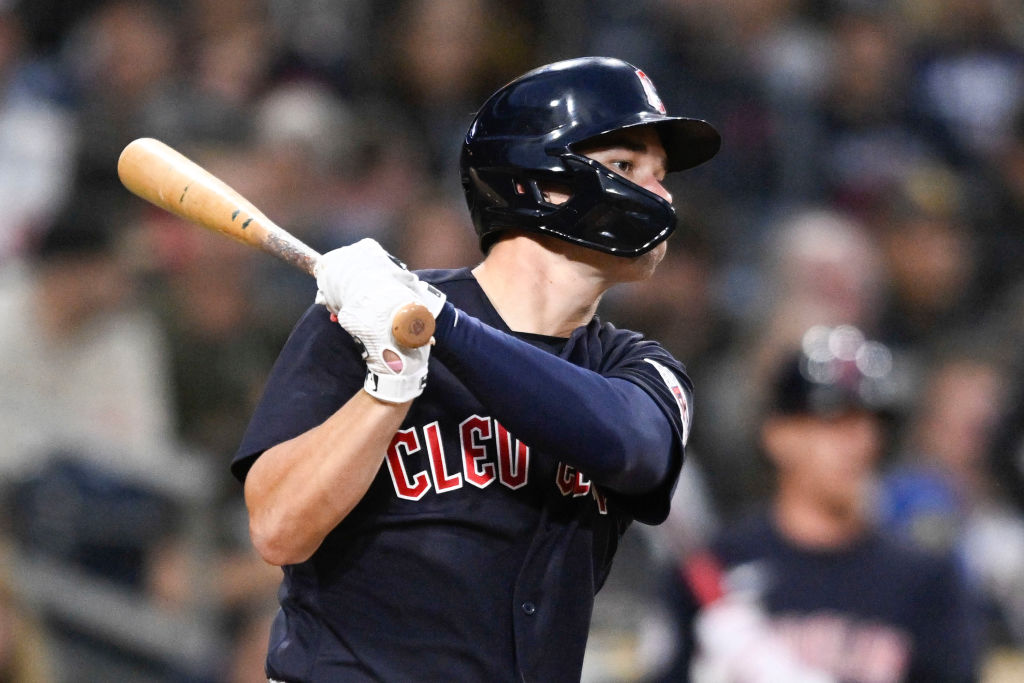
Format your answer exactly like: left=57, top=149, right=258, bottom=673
left=623, top=241, right=667, bottom=282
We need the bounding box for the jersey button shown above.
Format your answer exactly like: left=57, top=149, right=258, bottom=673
left=521, top=601, right=536, bottom=615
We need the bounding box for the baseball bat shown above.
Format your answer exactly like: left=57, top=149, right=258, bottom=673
left=117, top=137, right=434, bottom=348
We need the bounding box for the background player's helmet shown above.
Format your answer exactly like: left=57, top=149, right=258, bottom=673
left=767, top=325, right=900, bottom=418
left=461, top=57, right=721, bottom=256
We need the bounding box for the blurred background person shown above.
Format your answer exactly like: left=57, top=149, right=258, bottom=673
left=694, top=207, right=887, bottom=515
left=366, top=0, right=537, bottom=189
left=0, top=196, right=192, bottom=680
left=0, top=2, right=75, bottom=262
left=0, top=196, right=175, bottom=481
left=871, top=164, right=981, bottom=353
left=658, top=325, right=981, bottom=682
left=879, top=345, right=1024, bottom=664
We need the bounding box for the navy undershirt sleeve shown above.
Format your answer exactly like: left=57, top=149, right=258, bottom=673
left=431, top=302, right=673, bottom=495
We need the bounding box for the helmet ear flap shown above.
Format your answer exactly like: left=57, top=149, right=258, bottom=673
left=466, top=167, right=568, bottom=242
left=466, top=167, right=510, bottom=208
left=467, top=167, right=560, bottom=209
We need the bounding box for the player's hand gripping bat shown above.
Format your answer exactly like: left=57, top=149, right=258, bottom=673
left=117, top=137, right=435, bottom=348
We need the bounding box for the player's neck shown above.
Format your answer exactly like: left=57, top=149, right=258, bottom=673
left=472, top=235, right=610, bottom=337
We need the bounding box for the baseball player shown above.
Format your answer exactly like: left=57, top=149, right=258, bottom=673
left=660, top=326, right=981, bottom=682
left=233, top=57, right=720, bottom=682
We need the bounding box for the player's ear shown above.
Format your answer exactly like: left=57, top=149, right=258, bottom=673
left=535, top=181, right=572, bottom=206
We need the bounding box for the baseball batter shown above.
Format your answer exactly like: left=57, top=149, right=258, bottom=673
left=233, top=57, right=720, bottom=682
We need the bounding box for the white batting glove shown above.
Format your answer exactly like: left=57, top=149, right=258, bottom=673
left=314, top=239, right=446, bottom=404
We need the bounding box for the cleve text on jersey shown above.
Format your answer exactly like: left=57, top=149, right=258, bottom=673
left=384, top=417, right=607, bottom=513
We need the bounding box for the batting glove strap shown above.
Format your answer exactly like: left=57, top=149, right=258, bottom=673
left=364, top=364, right=429, bottom=404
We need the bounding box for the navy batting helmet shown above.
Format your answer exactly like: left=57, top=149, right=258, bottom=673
left=461, top=57, right=721, bottom=256
left=768, top=325, right=899, bottom=418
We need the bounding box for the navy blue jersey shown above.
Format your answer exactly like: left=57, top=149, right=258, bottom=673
left=662, top=510, right=981, bottom=683
left=233, top=268, right=691, bottom=682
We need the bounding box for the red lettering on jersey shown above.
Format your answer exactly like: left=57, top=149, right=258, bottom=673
left=556, top=463, right=591, bottom=497
left=385, top=428, right=432, bottom=500
left=556, top=462, right=575, bottom=496
left=556, top=463, right=608, bottom=513
left=423, top=421, right=462, bottom=493
left=496, top=422, right=529, bottom=489
left=573, top=471, right=591, bottom=496
left=460, top=415, right=496, bottom=488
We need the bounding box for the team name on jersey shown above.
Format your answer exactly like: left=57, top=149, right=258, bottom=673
left=384, top=416, right=607, bottom=513
left=772, top=612, right=910, bottom=682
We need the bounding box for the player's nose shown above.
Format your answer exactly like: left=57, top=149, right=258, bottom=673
left=644, top=176, right=672, bottom=205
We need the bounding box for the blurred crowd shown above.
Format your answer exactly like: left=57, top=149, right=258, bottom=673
left=0, top=0, right=1021, bottom=680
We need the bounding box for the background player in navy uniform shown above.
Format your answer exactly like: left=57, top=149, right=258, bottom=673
left=659, top=325, right=981, bottom=683
left=231, top=57, right=720, bottom=681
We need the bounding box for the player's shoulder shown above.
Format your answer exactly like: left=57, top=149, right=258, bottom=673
left=591, top=318, right=690, bottom=384
left=593, top=318, right=675, bottom=362
left=594, top=318, right=643, bottom=346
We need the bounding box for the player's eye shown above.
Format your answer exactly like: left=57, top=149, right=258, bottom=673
left=609, top=159, right=633, bottom=174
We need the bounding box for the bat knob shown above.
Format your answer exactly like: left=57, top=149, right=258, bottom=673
left=392, top=303, right=435, bottom=348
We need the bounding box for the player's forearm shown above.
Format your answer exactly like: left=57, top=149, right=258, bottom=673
left=244, top=390, right=411, bottom=566
left=432, top=303, right=672, bottom=493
